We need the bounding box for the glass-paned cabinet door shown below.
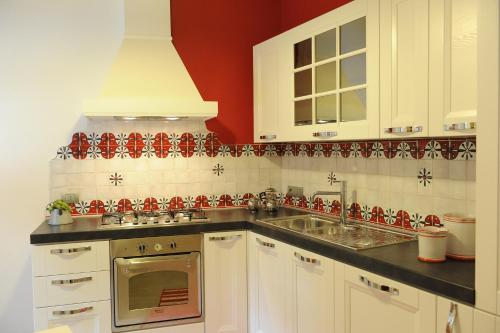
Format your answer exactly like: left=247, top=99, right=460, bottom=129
left=292, top=16, right=367, bottom=134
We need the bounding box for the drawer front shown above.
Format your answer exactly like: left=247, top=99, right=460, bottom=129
left=34, top=271, right=110, bottom=308
left=33, top=300, right=111, bottom=333
left=345, top=265, right=419, bottom=309
left=32, top=241, right=109, bottom=276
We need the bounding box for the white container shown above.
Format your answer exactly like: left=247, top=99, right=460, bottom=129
left=443, top=213, right=476, bottom=260
left=418, top=226, right=448, bottom=263
left=48, top=210, right=73, bottom=226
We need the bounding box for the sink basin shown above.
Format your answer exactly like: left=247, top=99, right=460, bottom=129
left=258, top=214, right=416, bottom=250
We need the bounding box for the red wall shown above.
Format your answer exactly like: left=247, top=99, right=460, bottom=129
left=171, top=0, right=351, bottom=144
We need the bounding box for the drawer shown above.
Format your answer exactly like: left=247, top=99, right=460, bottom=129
left=34, top=300, right=111, bottom=333
left=32, top=241, right=109, bottom=276
left=33, top=271, right=110, bottom=308
left=344, top=265, right=419, bottom=309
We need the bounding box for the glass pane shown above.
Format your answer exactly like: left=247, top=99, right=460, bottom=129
left=295, top=99, right=313, bottom=126
left=340, top=53, right=366, bottom=88
left=316, top=94, right=337, bottom=124
left=315, top=28, right=337, bottom=62
left=294, top=38, right=312, bottom=68
left=129, top=271, right=188, bottom=310
left=315, top=61, right=336, bottom=93
left=340, top=17, right=366, bottom=54
left=295, top=69, right=312, bottom=97
left=340, top=89, right=367, bottom=122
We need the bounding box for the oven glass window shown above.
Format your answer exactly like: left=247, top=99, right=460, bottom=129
left=129, top=271, right=189, bottom=310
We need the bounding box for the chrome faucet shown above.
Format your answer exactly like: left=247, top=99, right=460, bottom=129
left=312, top=180, right=348, bottom=226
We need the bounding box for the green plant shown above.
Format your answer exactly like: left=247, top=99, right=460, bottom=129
left=46, top=200, right=71, bottom=214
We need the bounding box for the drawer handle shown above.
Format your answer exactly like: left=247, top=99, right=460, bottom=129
left=51, top=276, right=92, bottom=285
left=50, top=246, right=91, bottom=254
left=313, top=131, right=337, bottom=138
left=446, top=303, right=458, bottom=333
left=259, top=135, right=277, bottom=140
left=384, top=126, right=423, bottom=134
left=294, top=252, right=320, bottom=265
left=443, top=122, right=476, bottom=131
left=359, top=275, right=399, bottom=296
left=209, top=235, right=242, bottom=241
left=256, top=238, right=275, bottom=248
left=52, top=306, right=93, bottom=316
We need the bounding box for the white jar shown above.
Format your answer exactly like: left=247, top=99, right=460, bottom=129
left=443, top=213, right=475, bottom=260
left=418, top=226, right=448, bottom=263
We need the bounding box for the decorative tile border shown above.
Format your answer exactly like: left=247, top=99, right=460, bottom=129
left=56, top=132, right=476, bottom=161
left=68, top=193, right=441, bottom=232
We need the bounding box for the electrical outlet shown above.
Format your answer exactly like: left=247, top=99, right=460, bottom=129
left=287, top=186, right=303, bottom=198
left=61, top=193, right=79, bottom=204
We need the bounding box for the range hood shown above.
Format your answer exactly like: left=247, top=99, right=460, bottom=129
left=83, top=0, right=217, bottom=120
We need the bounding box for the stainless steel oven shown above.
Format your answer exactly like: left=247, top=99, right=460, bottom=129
left=110, top=234, right=203, bottom=332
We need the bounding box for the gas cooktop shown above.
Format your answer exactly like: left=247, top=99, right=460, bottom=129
left=99, top=208, right=210, bottom=229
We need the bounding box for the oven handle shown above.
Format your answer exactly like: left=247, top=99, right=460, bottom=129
left=115, top=252, right=200, bottom=276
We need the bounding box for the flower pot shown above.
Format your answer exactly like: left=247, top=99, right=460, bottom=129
left=48, top=209, right=73, bottom=226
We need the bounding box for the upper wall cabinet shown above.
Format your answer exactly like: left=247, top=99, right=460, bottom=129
left=379, top=0, right=430, bottom=138
left=253, top=0, right=379, bottom=142
left=429, top=0, right=477, bottom=136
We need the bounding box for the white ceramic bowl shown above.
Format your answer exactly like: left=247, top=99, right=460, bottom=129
left=418, top=226, right=448, bottom=263
left=443, top=213, right=475, bottom=260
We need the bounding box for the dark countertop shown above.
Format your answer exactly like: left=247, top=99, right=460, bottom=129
left=31, top=207, right=475, bottom=305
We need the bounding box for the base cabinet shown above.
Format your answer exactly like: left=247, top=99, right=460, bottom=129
left=437, top=297, right=473, bottom=333
left=34, top=300, right=111, bottom=333
left=204, top=231, right=247, bottom=333
left=335, top=264, right=436, bottom=333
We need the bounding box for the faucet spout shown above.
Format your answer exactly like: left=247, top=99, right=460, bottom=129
left=312, top=180, right=348, bottom=226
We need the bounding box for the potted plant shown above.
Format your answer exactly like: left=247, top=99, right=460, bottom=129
left=46, top=200, right=73, bottom=225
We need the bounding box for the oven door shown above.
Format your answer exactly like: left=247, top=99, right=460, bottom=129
left=113, top=252, right=201, bottom=328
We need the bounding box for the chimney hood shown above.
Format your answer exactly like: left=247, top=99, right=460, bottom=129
left=83, top=0, right=217, bottom=120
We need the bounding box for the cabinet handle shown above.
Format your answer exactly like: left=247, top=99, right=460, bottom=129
left=294, top=252, right=321, bottom=265
left=52, top=306, right=93, bottom=316
left=259, top=135, right=277, bottom=140
left=256, top=238, right=275, bottom=248
left=313, top=131, right=337, bottom=138
left=384, top=126, right=423, bottom=134
left=359, top=275, right=399, bottom=296
left=446, top=303, right=458, bottom=333
left=209, top=235, right=242, bottom=241
left=51, top=276, right=92, bottom=285
left=50, top=246, right=91, bottom=254
left=443, top=122, right=476, bottom=131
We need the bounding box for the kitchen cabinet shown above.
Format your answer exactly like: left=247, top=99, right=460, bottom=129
left=253, top=38, right=285, bottom=143
left=247, top=232, right=289, bottom=333
left=204, top=231, right=247, bottom=333
left=287, top=247, right=335, bottom=333
left=334, top=263, right=436, bottom=333
left=253, top=0, right=379, bottom=142
left=429, top=0, right=478, bottom=136
left=437, top=297, right=473, bottom=333
left=379, top=0, right=430, bottom=138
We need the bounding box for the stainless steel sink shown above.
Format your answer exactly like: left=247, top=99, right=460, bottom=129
left=258, top=214, right=416, bottom=250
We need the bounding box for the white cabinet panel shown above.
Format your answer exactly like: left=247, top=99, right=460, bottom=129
left=287, top=247, right=335, bottom=333
left=204, top=231, right=247, bottom=333
left=247, top=232, right=289, bottom=333
left=33, top=271, right=110, bottom=308
left=34, top=300, right=111, bottom=333
left=336, top=264, right=436, bottom=333
left=380, top=0, right=429, bottom=138
left=32, top=241, right=109, bottom=276
left=437, top=297, right=473, bottom=333
left=429, top=0, right=478, bottom=136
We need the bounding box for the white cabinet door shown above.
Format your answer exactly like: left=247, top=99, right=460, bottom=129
left=253, top=39, right=283, bottom=143
left=34, top=300, right=111, bottom=333
left=287, top=247, right=335, bottom=333
left=204, top=231, right=247, bottom=333
left=335, top=264, right=436, bottom=333
left=247, top=232, right=289, bottom=333
left=437, top=297, right=473, bottom=333
left=380, top=0, right=429, bottom=138
left=429, top=0, right=478, bottom=136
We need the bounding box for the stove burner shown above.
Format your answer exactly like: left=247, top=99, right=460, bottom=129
left=101, top=208, right=209, bottom=228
